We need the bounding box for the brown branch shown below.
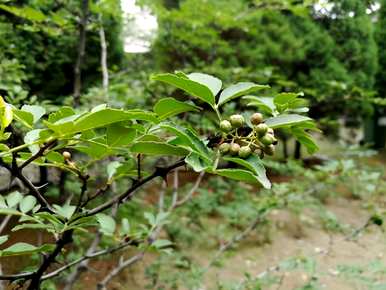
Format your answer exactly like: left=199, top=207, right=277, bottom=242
left=27, top=230, right=74, bottom=289
left=96, top=253, right=144, bottom=290
left=19, top=139, right=57, bottom=170
left=81, top=159, right=185, bottom=218
left=0, top=157, right=53, bottom=213
left=41, top=238, right=136, bottom=281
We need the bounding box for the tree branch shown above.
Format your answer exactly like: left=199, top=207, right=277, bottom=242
left=81, top=159, right=185, bottom=218
left=19, top=139, right=57, bottom=170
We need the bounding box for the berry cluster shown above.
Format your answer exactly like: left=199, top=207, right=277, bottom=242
left=218, top=113, right=277, bottom=159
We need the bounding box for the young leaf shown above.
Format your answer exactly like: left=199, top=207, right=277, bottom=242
left=265, top=114, right=311, bottom=128
left=223, top=155, right=271, bottom=189
left=96, top=213, right=116, bottom=236
left=48, top=107, right=75, bottom=123
left=215, top=169, right=271, bottom=188
left=274, top=92, right=302, bottom=106
left=1, top=105, right=13, bottom=130
left=12, top=108, right=34, bottom=127
left=46, top=151, right=64, bottom=163
left=106, top=124, right=136, bottom=147
left=187, top=73, right=222, bottom=97
left=21, top=105, right=46, bottom=123
left=53, top=204, right=76, bottom=220
left=153, top=97, right=200, bottom=120
left=244, top=96, right=276, bottom=116
left=19, top=196, right=37, bottom=213
left=218, top=82, right=269, bottom=106
left=0, top=243, right=55, bottom=257
left=6, top=191, right=23, bottom=208
left=0, top=196, right=6, bottom=208
left=0, top=235, right=8, bottom=246
left=107, top=161, right=121, bottom=181
left=152, top=239, right=173, bottom=249
left=152, top=73, right=216, bottom=107
left=130, top=141, right=189, bottom=156
left=185, top=152, right=212, bottom=172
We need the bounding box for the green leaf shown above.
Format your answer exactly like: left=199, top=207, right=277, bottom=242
left=46, top=151, right=64, bottom=163
left=152, top=73, right=215, bottom=107
left=19, top=196, right=37, bottom=213
left=215, top=169, right=270, bottom=187
left=46, top=109, right=157, bottom=135
left=106, top=124, right=136, bottom=147
left=6, top=191, right=23, bottom=208
left=292, top=128, right=319, bottom=154
left=12, top=108, right=34, bottom=127
left=130, top=141, right=189, bottom=156
left=223, top=155, right=271, bottom=189
left=0, top=144, right=9, bottom=152
left=0, top=196, right=6, bottom=208
left=12, top=223, right=53, bottom=232
left=107, top=161, right=121, bottom=181
left=21, top=105, right=45, bottom=123
left=186, top=152, right=211, bottom=172
left=0, top=5, right=46, bottom=22
left=244, top=96, right=276, bottom=115
left=274, top=92, right=302, bottom=106
left=48, top=107, right=75, bottom=123
left=144, top=212, right=156, bottom=227
left=1, top=105, right=13, bottom=129
left=265, top=114, right=311, bottom=128
left=0, top=235, right=8, bottom=246
left=74, top=140, right=110, bottom=159
left=161, top=124, right=211, bottom=158
left=152, top=239, right=173, bottom=249
left=53, top=204, right=76, bottom=220
left=153, top=97, right=200, bottom=120
left=0, top=243, right=55, bottom=257
left=24, top=129, right=44, bottom=154
left=218, top=82, right=269, bottom=106
left=187, top=73, right=222, bottom=97
left=96, top=213, right=116, bottom=236
left=120, top=218, right=130, bottom=236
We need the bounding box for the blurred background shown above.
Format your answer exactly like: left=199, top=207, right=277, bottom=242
left=2, top=1, right=386, bottom=289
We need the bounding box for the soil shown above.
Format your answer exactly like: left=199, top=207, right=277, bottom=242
left=2, top=173, right=386, bottom=290
left=65, top=197, right=386, bottom=289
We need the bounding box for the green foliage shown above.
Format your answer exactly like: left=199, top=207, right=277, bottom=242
left=0, top=72, right=316, bottom=288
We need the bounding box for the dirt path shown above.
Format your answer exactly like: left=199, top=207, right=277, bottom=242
left=101, top=197, right=385, bottom=290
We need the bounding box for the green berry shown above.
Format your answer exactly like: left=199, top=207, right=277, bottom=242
left=220, top=120, right=232, bottom=132
left=250, top=113, right=263, bottom=125
left=255, top=123, right=268, bottom=136
left=229, top=143, right=241, bottom=155
left=239, top=146, right=252, bottom=158
left=260, top=134, right=275, bottom=146
left=264, top=145, right=275, bottom=156
left=229, top=114, right=245, bottom=128
left=219, top=143, right=230, bottom=154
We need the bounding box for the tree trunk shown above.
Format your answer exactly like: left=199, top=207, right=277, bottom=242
left=99, top=15, right=109, bottom=101
left=73, top=0, right=89, bottom=107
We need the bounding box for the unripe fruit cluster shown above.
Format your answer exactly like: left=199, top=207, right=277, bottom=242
left=218, top=112, right=277, bottom=159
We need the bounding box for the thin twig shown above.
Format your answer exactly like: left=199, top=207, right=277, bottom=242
left=172, top=172, right=205, bottom=209
left=19, top=139, right=57, bottom=170
left=204, top=213, right=263, bottom=272
left=81, top=159, right=185, bottom=218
